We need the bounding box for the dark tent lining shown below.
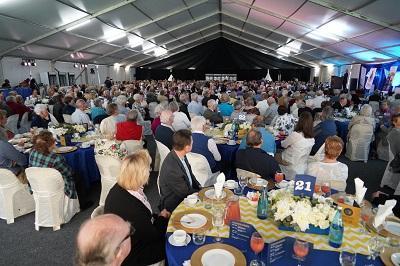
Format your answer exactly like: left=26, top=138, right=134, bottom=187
left=136, top=38, right=310, bottom=81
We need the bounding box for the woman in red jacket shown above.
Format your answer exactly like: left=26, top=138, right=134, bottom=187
left=116, top=109, right=143, bottom=141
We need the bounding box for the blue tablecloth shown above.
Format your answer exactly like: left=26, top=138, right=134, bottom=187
left=1, top=87, right=32, bottom=99
left=165, top=232, right=383, bottom=266
left=335, top=120, right=349, bottom=144
left=62, top=145, right=100, bottom=189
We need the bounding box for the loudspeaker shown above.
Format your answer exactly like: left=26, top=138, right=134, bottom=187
left=90, top=68, right=95, bottom=74
left=349, top=78, right=358, bottom=91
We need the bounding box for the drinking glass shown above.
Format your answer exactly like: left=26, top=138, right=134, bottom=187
left=249, top=232, right=265, bottom=266
left=274, top=171, right=284, bottom=183
left=367, top=237, right=384, bottom=260
left=359, top=204, right=372, bottom=233
left=321, top=181, right=331, bottom=197
left=192, top=230, right=206, bottom=245
left=314, top=183, right=321, bottom=195
left=238, top=176, right=248, bottom=194
left=339, top=251, right=357, bottom=266
left=212, top=205, right=225, bottom=242
left=293, top=239, right=309, bottom=265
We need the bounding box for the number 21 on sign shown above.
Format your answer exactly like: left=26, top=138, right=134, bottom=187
left=293, top=175, right=316, bottom=198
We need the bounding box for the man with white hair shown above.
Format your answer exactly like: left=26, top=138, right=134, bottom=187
left=71, top=99, right=91, bottom=124
left=187, top=92, right=203, bottom=116
left=116, top=95, right=129, bottom=115
left=264, top=97, right=279, bottom=125
left=203, top=99, right=223, bottom=124
left=75, top=214, right=132, bottom=266
left=191, top=116, right=221, bottom=172
left=31, top=104, right=59, bottom=128
left=155, top=109, right=174, bottom=150
left=131, top=94, right=146, bottom=118
left=256, top=92, right=269, bottom=116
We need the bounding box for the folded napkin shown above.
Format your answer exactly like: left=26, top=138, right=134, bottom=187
left=214, top=173, right=226, bottom=198
left=216, top=172, right=226, bottom=184
left=373, top=199, right=397, bottom=228
left=354, top=178, right=367, bottom=205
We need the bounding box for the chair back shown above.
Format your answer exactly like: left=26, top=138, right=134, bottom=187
left=48, top=105, right=54, bottom=115
left=62, top=114, right=72, bottom=124
left=5, top=114, right=19, bottom=134
left=308, top=144, right=325, bottom=163
left=186, top=152, right=213, bottom=187
left=26, top=167, right=64, bottom=194
left=0, top=169, right=35, bottom=224
left=155, top=140, right=170, bottom=169
left=236, top=168, right=261, bottom=179
left=345, top=123, right=374, bottom=162
left=19, top=112, right=31, bottom=133
left=91, top=205, right=104, bottom=219
left=122, top=140, right=143, bottom=154
left=95, top=155, right=122, bottom=206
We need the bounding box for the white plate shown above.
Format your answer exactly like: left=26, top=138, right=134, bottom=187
left=392, top=253, right=400, bottom=266
left=224, top=180, right=237, bottom=189
left=201, top=249, right=235, bottom=266
left=204, top=189, right=226, bottom=199
left=168, top=234, right=191, bottom=247
left=56, top=146, right=75, bottom=153
left=250, top=177, right=267, bottom=187
left=180, top=213, right=207, bottom=229
left=384, top=221, right=400, bottom=237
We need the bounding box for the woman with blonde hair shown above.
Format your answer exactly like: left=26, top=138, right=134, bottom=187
left=104, top=150, right=170, bottom=266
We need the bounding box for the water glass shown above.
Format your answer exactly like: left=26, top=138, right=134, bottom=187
left=233, top=185, right=242, bottom=195
left=239, top=176, right=248, bottom=192
left=203, top=199, right=212, bottom=209
left=212, top=205, right=225, bottom=242
left=192, top=231, right=206, bottom=245
left=339, top=251, right=357, bottom=266
left=368, top=237, right=384, bottom=260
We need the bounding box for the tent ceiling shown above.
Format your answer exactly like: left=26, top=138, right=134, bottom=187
left=0, top=0, right=398, bottom=68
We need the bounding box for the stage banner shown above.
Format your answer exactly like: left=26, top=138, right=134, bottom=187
left=361, top=60, right=400, bottom=92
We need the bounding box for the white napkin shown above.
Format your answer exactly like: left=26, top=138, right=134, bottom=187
left=354, top=178, right=367, bottom=205
left=216, top=172, right=226, bottom=184
left=183, top=260, right=191, bottom=266
left=214, top=173, right=226, bottom=198
left=373, top=199, right=397, bottom=228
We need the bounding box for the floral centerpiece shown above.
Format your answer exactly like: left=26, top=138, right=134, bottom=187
left=268, top=188, right=337, bottom=233
left=223, top=121, right=251, bottom=139
left=50, top=124, right=86, bottom=137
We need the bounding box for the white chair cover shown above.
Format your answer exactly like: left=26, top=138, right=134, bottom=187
left=380, top=143, right=400, bottom=195
left=49, top=113, right=59, bottom=126
left=62, top=114, right=72, bottom=124
left=48, top=105, right=54, bottom=115
left=95, top=155, right=122, bottom=206
left=369, top=101, right=380, bottom=114
left=19, top=112, right=31, bottom=133
left=5, top=114, right=19, bottom=134
left=90, top=205, right=104, bottom=219
left=308, top=143, right=325, bottom=163
left=155, top=140, right=170, bottom=195
left=345, top=123, right=374, bottom=162
left=0, top=169, right=35, bottom=224
left=186, top=152, right=219, bottom=187
left=280, top=146, right=314, bottom=180
left=25, top=167, right=80, bottom=231
left=123, top=140, right=143, bottom=154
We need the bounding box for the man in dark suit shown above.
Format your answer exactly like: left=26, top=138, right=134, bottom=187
left=159, top=129, right=201, bottom=212
left=155, top=109, right=174, bottom=150
left=236, top=129, right=280, bottom=180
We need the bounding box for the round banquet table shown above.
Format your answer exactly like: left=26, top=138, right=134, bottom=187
left=61, top=145, right=100, bottom=189
left=166, top=192, right=383, bottom=266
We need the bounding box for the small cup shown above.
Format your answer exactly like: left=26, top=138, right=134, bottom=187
left=193, top=231, right=206, bottom=245
left=173, top=230, right=187, bottom=245
left=186, top=195, right=198, bottom=206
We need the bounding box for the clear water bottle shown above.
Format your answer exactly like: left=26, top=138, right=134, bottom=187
left=257, top=185, right=268, bottom=220
left=328, top=207, right=344, bottom=248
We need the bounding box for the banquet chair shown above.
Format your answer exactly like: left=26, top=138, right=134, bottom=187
left=236, top=168, right=261, bottom=179
left=90, top=205, right=104, bottom=219
left=62, top=114, right=72, bottom=124
left=95, top=155, right=122, bottom=206
left=122, top=140, right=143, bottom=154
left=345, top=123, right=374, bottom=162
left=155, top=140, right=170, bottom=194
left=48, top=105, right=54, bottom=115
left=5, top=114, right=19, bottom=134
left=0, top=169, right=35, bottom=224
left=19, top=112, right=31, bottom=133
left=380, top=143, right=400, bottom=195
left=186, top=152, right=219, bottom=187
left=25, top=167, right=80, bottom=231
left=308, top=144, right=325, bottom=163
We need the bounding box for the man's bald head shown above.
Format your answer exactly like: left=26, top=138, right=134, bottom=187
left=75, top=214, right=131, bottom=266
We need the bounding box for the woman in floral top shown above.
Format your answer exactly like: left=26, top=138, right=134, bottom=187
left=29, top=131, right=77, bottom=199
left=94, top=139, right=128, bottom=160
left=271, top=105, right=297, bottom=135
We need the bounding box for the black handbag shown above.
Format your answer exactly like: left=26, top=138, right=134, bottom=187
left=389, top=152, right=400, bottom=173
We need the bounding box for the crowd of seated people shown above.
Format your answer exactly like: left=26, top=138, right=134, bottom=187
left=1, top=77, right=400, bottom=265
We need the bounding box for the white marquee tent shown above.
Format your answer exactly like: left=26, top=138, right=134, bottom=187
left=0, top=0, right=399, bottom=69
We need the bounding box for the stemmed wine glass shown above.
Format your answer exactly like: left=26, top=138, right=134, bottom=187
left=367, top=236, right=384, bottom=261
left=274, top=171, right=284, bottom=184
left=212, top=205, right=225, bottom=242
left=321, top=181, right=331, bottom=197
left=250, top=232, right=265, bottom=266
left=293, top=239, right=309, bottom=266
left=238, top=176, right=248, bottom=195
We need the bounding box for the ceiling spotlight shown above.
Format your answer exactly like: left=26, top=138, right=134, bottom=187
left=74, top=63, right=78, bottom=68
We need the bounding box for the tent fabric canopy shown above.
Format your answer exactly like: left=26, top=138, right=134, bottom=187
left=0, top=0, right=399, bottom=67
left=140, top=38, right=307, bottom=70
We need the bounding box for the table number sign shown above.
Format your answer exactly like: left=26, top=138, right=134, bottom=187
left=293, top=175, right=316, bottom=198
left=229, top=221, right=256, bottom=242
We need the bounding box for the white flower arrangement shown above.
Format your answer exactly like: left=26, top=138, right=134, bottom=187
left=72, top=124, right=86, bottom=133
left=268, top=188, right=337, bottom=232
left=51, top=127, right=68, bottom=137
